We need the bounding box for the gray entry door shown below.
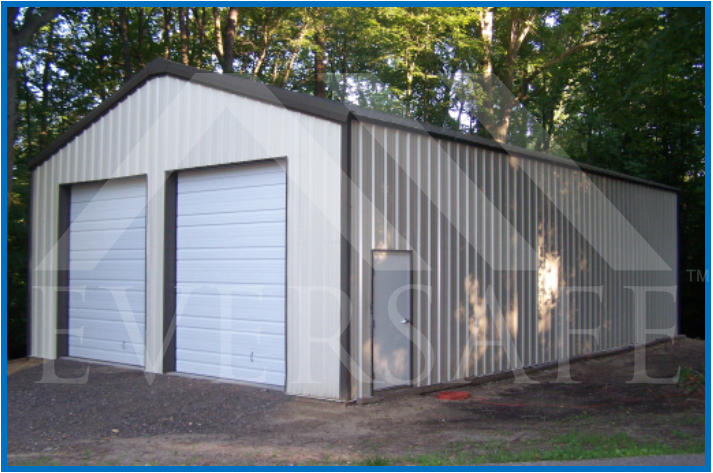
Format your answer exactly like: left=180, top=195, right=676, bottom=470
left=372, top=251, right=412, bottom=391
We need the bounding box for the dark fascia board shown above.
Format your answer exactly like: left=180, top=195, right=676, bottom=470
left=28, top=58, right=678, bottom=194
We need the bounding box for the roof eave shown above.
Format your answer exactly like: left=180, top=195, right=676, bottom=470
left=27, top=58, right=679, bottom=194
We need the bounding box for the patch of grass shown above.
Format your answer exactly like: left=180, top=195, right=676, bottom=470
left=359, top=455, right=392, bottom=466
left=679, top=366, right=705, bottom=394
left=683, top=414, right=705, bottom=426
left=401, top=431, right=705, bottom=466
left=672, top=430, right=693, bottom=440
left=13, top=456, right=62, bottom=467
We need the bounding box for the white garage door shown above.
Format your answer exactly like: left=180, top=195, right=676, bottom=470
left=68, top=176, right=146, bottom=366
left=176, top=161, right=286, bottom=387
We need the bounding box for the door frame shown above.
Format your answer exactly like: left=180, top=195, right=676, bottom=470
left=57, top=175, right=148, bottom=367
left=370, top=249, right=414, bottom=392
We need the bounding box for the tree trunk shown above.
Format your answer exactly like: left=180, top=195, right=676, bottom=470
left=163, top=7, right=172, bottom=59
left=213, top=7, right=237, bottom=73
left=493, top=10, right=534, bottom=143
left=224, top=8, right=238, bottom=72
left=137, top=7, right=145, bottom=67
left=192, top=7, right=206, bottom=68
left=40, top=40, right=54, bottom=147
left=479, top=7, right=495, bottom=135
left=7, top=33, right=19, bottom=206
left=281, top=22, right=308, bottom=87
left=179, top=7, right=189, bottom=65
left=118, top=8, right=132, bottom=81
left=253, top=44, right=269, bottom=80
left=314, top=27, right=326, bottom=97
left=213, top=8, right=224, bottom=66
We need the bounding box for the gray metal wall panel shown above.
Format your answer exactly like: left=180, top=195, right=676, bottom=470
left=350, top=121, right=679, bottom=400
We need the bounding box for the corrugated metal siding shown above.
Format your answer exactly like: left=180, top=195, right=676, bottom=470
left=30, top=76, right=344, bottom=400
left=349, top=121, right=678, bottom=400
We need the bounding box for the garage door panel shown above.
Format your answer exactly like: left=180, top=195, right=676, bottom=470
left=71, top=180, right=148, bottom=203
left=69, top=317, right=145, bottom=346
left=69, top=289, right=145, bottom=312
left=68, top=177, right=146, bottom=367
left=69, top=307, right=146, bottom=324
left=177, top=247, right=284, bottom=261
left=69, top=335, right=145, bottom=354
left=177, top=209, right=284, bottom=228
left=69, top=227, right=146, bottom=251
left=70, top=198, right=147, bottom=221
left=177, top=349, right=284, bottom=371
left=176, top=329, right=284, bottom=359
left=69, top=215, right=145, bottom=232
left=177, top=198, right=285, bottom=218
left=176, top=359, right=284, bottom=386
left=69, top=259, right=145, bottom=280
left=178, top=169, right=285, bottom=194
left=179, top=161, right=283, bottom=183
left=176, top=283, right=285, bottom=299
left=178, top=293, right=285, bottom=320
left=69, top=346, right=144, bottom=366
left=70, top=316, right=144, bottom=336
left=176, top=162, right=286, bottom=387
left=177, top=223, right=285, bottom=249
left=70, top=249, right=146, bottom=261
left=177, top=259, right=285, bottom=285
left=177, top=314, right=284, bottom=335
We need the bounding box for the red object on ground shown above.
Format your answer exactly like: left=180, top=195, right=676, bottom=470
left=435, top=391, right=471, bottom=401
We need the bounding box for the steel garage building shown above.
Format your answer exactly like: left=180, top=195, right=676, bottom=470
left=28, top=58, right=679, bottom=401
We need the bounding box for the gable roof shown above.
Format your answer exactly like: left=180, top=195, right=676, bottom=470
left=28, top=58, right=677, bottom=192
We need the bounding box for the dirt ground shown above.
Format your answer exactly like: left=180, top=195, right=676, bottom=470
left=7, top=338, right=706, bottom=466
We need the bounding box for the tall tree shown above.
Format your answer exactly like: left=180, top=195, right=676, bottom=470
left=312, top=8, right=327, bottom=97
left=6, top=7, right=63, bottom=207
left=178, top=7, right=189, bottom=65
left=118, top=7, right=132, bottom=81
left=162, top=7, right=172, bottom=59
left=214, top=7, right=239, bottom=72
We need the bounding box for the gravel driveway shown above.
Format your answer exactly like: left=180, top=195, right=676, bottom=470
left=7, top=338, right=706, bottom=466
left=8, top=359, right=286, bottom=453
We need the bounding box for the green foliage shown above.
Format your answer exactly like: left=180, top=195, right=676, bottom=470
left=7, top=7, right=706, bottom=357
left=359, top=456, right=392, bottom=466
left=403, top=432, right=705, bottom=465
left=678, top=366, right=705, bottom=394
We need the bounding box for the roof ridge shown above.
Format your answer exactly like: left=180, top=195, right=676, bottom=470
left=27, top=58, right=678, bottom=193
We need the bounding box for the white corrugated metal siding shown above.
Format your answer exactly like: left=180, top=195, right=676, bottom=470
left=349, top=121, right=678, bottom=400
left=30, top=76, right=343, bottom=399
left=175, top=162, right=286, bottom=386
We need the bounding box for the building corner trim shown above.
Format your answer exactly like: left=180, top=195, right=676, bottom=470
left=162, top=172, right=178, bottom=372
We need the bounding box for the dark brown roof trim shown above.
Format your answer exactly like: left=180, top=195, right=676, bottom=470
left=29, top=58, right=678, bottom=193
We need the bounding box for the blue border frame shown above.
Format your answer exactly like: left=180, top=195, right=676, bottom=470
left=2, top=3, right=710, bottom=471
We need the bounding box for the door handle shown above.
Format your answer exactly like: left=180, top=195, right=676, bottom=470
left=400, top=318, right=410, bottom=325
